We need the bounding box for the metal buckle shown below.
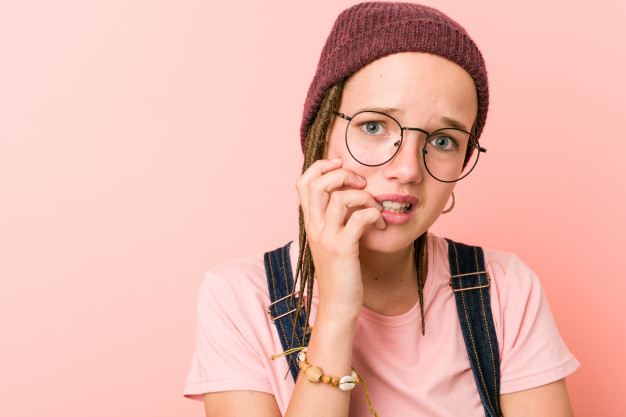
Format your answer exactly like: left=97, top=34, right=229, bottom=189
left=449, top=270, right=491, bottom=292
left=266, top=292, right=303, bottom=321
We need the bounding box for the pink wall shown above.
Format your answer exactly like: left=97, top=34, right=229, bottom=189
left=1, top=0, right=624, bottom=415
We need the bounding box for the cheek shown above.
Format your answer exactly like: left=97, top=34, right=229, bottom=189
left=325, top=123, right=373, bottom=176
left=327, top=137, right=376, bottom=179
left=424, top=182, right=455, bottom=214
left=324, top=124, right=345, bottom=160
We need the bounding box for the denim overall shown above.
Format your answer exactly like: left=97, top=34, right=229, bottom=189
left=264, top=239, right=502, bottom=417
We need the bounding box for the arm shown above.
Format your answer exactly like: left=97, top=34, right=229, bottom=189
left=283, top=158, right=383, bottom=417
left=500, top=378, right=574, bottom=417
left=201, top=311, right=358, bottom=417
left=200, top=158, right=381, bottom=417
left=203, top=391, right=282, bottom=417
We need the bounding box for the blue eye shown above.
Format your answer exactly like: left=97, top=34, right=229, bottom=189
left=361, top=121, right=384, bottom=135
left=429, top=135, right=457, bottom=151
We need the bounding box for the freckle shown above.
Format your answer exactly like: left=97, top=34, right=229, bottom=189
left=374, top=277, right=379, bottom=281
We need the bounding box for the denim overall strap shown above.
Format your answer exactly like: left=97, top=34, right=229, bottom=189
left=446, top=238, right=502, bottom=417
left=264, top=241, right=309, bottom=381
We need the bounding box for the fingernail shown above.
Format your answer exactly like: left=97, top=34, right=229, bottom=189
left=330, top=158, right=342, bottom=164
left=356, top=174, right=366, bottom=183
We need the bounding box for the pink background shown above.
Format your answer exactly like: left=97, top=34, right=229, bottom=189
left=1, top=0, right=624, bottom=415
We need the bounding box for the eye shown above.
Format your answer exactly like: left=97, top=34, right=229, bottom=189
left=359, top=121, right=385, bottom=135
left=429, top=134, right=457, bottom=151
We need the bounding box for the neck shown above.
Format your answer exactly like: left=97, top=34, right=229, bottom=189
left=358, top=242, right=424, bottom=316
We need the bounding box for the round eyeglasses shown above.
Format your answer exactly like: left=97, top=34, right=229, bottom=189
left=333, top=110, right=487, bottom=183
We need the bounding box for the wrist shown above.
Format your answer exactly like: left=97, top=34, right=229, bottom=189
left=316, top=302, right=361, bottom=327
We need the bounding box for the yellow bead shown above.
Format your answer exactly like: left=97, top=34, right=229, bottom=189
left=331, top=377, right=339, bottom=386
left=306, top=366, right=323, bottom=383
left=322, top=375, right=331, bottom=384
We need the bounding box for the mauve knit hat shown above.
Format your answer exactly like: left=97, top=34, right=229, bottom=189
left=300, top=1, right=488, bottom=152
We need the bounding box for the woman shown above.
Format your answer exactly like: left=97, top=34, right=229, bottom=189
left=184, top=3, right=579, bottom=416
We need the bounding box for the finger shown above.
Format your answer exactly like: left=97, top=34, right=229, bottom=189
left=323, top=190, right=383, bottom=233
left=308, top=169, right=368, bottom=230
left=296, top=158, right=343, bottom=229
left=341, top=207, right=387, bottom=243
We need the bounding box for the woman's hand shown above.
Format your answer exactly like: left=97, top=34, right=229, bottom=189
left=296, top=158, right=385, bottom=320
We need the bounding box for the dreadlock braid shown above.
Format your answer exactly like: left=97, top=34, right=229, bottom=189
left=414, top=232, right=428, bottom=335
left=293, top=80, right=344, bottom=338
left=292, top=80, right=429, bottom=341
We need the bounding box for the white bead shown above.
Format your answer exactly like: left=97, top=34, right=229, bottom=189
left=297, top=348, right=307, bottom=362
left=339, top=375, right=356, bottom=391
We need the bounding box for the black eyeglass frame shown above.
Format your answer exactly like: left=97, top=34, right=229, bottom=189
left=333, top=110, right=487, bottom=183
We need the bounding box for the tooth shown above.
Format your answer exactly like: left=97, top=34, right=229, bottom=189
left=380, top=201, right=411, bottom=213
left=389, top=206, right=407, bottom=213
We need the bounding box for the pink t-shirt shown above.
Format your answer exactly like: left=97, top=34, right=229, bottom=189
left=184, top=234, right=579, bottom=416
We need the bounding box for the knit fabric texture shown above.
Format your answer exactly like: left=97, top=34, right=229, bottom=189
left=300, top=1, right=489, bottom=152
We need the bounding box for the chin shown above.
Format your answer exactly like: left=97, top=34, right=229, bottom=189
left=358, top=226, right=424, bottom=254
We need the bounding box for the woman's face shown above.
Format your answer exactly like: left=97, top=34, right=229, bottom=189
left=324, top=51, right=478, bottom=254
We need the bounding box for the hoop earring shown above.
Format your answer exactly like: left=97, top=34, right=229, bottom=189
left=442, top=192, right=455, bottom=214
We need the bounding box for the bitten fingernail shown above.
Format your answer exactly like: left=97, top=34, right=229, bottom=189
left=356, top=175, right=366, bottom=183
left=330, top=158, right=342, bottom=164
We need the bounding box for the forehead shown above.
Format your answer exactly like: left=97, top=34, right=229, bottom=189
left=341, top=52, right=478, bottom=128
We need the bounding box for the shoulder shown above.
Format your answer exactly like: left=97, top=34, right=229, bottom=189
left=199, top=241, right=296, bottom=317
left=428, top=234, right=546, bottom=343
left=480, top=245, right=544, bottom=316
left=203, top=252, right=267, bottom=297
left=428, top=234, right=538, bottom=296
left=186, top=245, right=295, bottom=401
left=424, top=235, right=579, bottom=391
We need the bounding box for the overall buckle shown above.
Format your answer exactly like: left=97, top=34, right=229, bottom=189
left=266, top=292, right=304, bottom=321
left=449, top=270, right=491, bottom=292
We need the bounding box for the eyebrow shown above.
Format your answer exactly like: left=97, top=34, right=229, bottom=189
left=356, top=106, right=404, bottom=116
left=441, top=116, right=469, bottom=132
left=354, top=106, right=469, bottom=132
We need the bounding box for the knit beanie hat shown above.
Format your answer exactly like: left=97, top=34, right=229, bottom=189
left=300, top=2, right=489, bottom=152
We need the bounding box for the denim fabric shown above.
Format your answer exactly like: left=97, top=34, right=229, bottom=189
left=264, top=241, right=309, bottom=381
left=447, top=238, right=502, bottom=417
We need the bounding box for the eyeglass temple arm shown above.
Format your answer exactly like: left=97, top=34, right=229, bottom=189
left=468, top=135, right=487, bottom=153
left=334, top=111, right=352, bottom=121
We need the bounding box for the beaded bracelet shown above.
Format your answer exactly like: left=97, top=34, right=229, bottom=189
left=297, top=349, right=359, bottom=391
left=271, top=346, right=380, bottom=417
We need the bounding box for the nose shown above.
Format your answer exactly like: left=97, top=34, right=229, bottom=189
left=382, top=129, right=425, bottom=184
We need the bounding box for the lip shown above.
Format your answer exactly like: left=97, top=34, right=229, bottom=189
left=373, top=193, right=419, bottom=225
